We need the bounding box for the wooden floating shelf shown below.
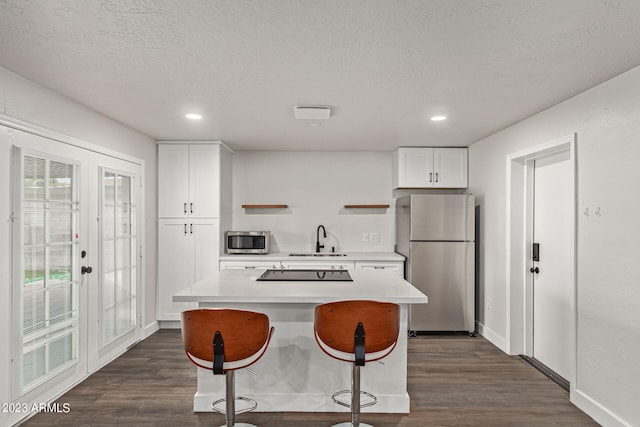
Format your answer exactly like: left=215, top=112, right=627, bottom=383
left=242, top=204, right=288, bottom=209
left=344, top=204, right=390, bottom=209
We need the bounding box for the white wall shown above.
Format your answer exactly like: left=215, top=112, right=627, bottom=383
left=0, top=66, right=157, bottom=426
left=469, top=65, right=640, bottom=426
left=231, top=151, right=395, bottom=252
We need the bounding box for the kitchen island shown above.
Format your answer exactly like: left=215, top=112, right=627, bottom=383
left=173, top=268, right=427, bottom=413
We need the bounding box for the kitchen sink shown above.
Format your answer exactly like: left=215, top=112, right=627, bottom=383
left=288, top=253, right=347, bottom=257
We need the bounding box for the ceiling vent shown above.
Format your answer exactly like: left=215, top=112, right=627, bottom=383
left=293, top=106, right=331, bottom=120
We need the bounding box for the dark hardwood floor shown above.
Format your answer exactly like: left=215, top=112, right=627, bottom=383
left=21, top=330, right=598, bottom=426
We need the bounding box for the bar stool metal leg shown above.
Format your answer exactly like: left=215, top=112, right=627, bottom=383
left=210, top=370, right=259, bottom=427
left=225, top=371, right=235, bottom=427
left=331, top=364, right=375, bottom=427
left=352, top=365, right=361, bottom=427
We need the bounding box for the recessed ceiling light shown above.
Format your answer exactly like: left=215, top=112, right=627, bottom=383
left=430, top=115, right=447, bottom=122
left=185, top=113, right=202, bottom=120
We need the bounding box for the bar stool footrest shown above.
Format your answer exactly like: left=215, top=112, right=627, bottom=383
left=331, top=389, right=378, bottom=409
left=211, top=396, right=258, bottom=415
left=331, top=423, right=374, bottom=427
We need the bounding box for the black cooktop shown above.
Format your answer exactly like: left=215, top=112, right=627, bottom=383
left=257, top=269, right=353, bottom=282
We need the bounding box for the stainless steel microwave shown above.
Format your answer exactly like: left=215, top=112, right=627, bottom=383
left=225, top=231, right=271, bottom=254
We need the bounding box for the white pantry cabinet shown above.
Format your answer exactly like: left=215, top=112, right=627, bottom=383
left=157, top=141, right=232, bottom=323
left=157, top=219, right=220, bottom=321
left=392, top=147, right=468, bottom=188
left=158, top=144, right=221, bottom=218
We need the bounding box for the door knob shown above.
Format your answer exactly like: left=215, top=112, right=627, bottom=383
left=81, top=266, right=93, bottom=275
left=530, top=267, right=539, bottom=274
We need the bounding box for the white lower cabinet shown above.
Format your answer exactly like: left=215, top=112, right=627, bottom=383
left=219, top=258, right=404, bottom=275
left=220, top=260, right=355, bottom=270
left=355, top=261, right=405, bottom=277
left=219, top=260, right=283, bottom=270
left=158, top=218, right=220, bottom=321
left=284, top=261, right=355, bottom=270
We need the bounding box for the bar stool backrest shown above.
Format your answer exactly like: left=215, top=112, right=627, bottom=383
left=181, top=308, right=272, bottom=371
left=314, top=300, right=400, bottom=363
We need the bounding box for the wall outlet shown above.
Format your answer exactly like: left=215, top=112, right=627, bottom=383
left=362, top=233, right=369, bottom=242
left=370, top=232, right=380, bottom=242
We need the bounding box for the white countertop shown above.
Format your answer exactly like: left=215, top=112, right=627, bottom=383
left=173, top=268, right=426, bottom=304
left=219, top=251, right=405, bottom=262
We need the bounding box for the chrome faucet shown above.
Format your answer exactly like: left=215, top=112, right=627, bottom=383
left=316, top=225, right=327, bottom=253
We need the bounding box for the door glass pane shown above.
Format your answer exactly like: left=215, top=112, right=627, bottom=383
left=20, top=154, right=79, bottom=392
left=101, top=170, right=136, bottom=345
left=49, top=160, right=74, bottom=202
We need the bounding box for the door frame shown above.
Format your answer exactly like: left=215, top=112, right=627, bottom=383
left=505, top=134, right=576, bottom=389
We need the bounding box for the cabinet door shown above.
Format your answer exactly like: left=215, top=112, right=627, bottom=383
left=355, top=261, right=405, bottom=277
left=283, top=261, right=355, bottom=270
left=192, top=219, right=220, bottom=282
left=157, top=219, right=194, bottom=321
left=434, top=148, right=468, bottom=188
left=158, top=144, right=190, bottom=218
left=219, top=260, right=282, bottom=270
left=189, top=145, right=220, bottom=218
left=394, top=147, right=434, bottom=188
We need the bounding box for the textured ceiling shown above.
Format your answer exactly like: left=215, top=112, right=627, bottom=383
left=1, top=0, right=640, bottom=151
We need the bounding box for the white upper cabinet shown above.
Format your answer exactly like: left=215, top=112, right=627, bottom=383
left=158, top=143, right=221, bottom=218
left=433, top=148, right=468, bottom=188
left=393, top=147, right=468, bottom=189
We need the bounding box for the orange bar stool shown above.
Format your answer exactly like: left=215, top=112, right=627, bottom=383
left=314, top=300, right=400, bottom=427
left=181, top=308, right=274, bottom=427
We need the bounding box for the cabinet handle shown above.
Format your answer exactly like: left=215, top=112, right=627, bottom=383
left=190, top=202, right=193, bottom=214
left=244, top=266, right=256, bottom=269
left=184, top=224, right=187, bottom=235
left=190, top=224, right=193, bottom=234
left=184, top=203, right=187, bottom=214
left=374, top=266, right=384, bottom=269
left=429, top=172, right=433, bottom=182
left=435, top=172, right=439, bottom=183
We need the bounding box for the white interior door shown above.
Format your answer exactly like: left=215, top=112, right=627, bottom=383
left=531, top=150, right=573, bottom=380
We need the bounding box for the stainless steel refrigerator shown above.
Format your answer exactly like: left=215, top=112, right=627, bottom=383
left=395, top=194, right=475, bottom=334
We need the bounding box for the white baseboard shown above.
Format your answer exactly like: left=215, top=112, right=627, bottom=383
left=143, top=321, right=160, bottom=338
left=571, top=387, right=631, bottom=427
left=157, top=320, right=181, bottom=329
left=476, top=322, right=508, bottom=354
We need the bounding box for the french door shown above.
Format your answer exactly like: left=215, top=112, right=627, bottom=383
left=10, top=126, right=142, bottom=400
left=87, top=156, right=141, bottom=372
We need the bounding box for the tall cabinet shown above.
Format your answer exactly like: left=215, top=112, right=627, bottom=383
left=157, top=142, right=232, bottom=324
